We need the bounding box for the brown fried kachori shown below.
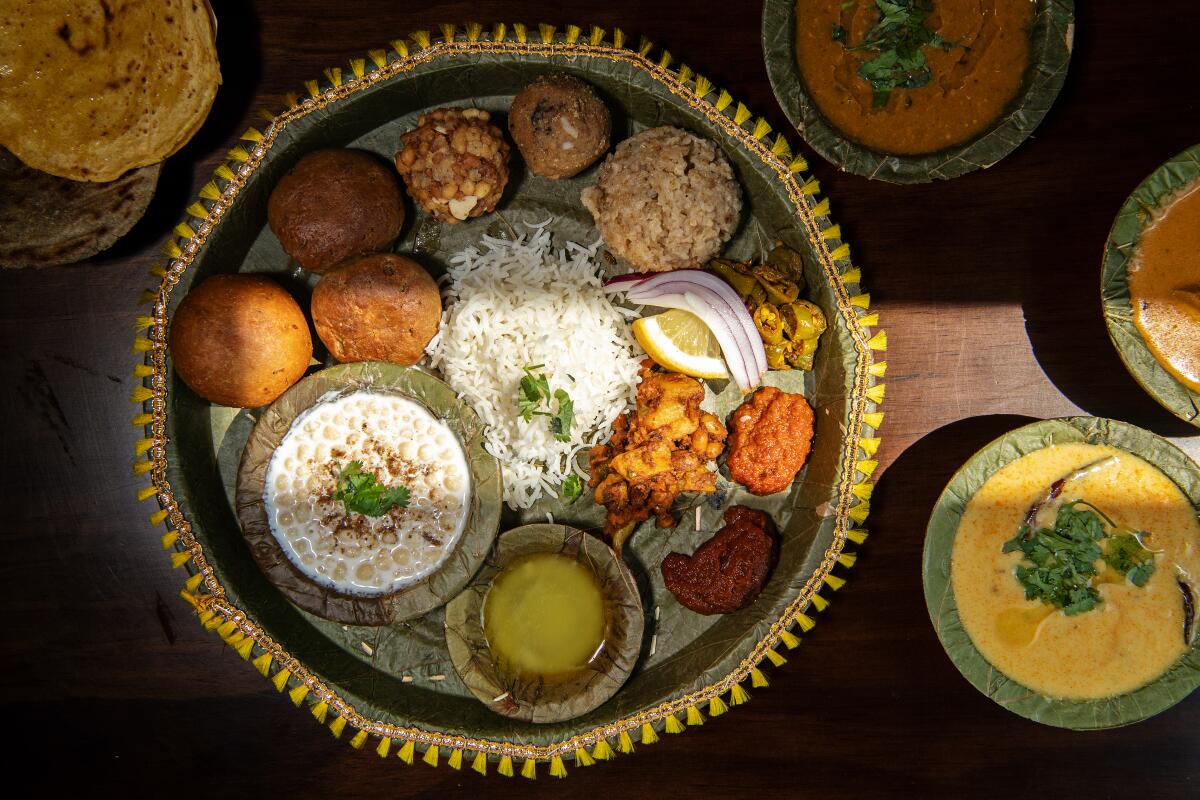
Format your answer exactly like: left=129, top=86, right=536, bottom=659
left=0, top=0, right=220, bottom=182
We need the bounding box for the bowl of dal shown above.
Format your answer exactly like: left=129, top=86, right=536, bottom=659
left=762, top=0, right=1074, bottom=183
left=923, top=416, right=1200, bottom=729
left=1102, top=143, right=1200, bottom=427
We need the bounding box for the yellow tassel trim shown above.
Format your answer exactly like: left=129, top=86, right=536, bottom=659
left=184, top=572, right=203, bottom=592
left=821, top=224, right=842, bottom=241
left=441, top=23, right=456, bottom=43
left=550, top=754, right=567, bottom=778
left=592, top=739, right=614, bottom=760
left=665, top=713, right=685, bottom=733
left=135, top=437, right=155, bottom=456
left=859, top=312, right=880, bottom=327
left=694, top=74, right=712, bottom=97
left=678, top=64, right=693, bottom=84
left=564, top=24, right=580, bottom=44
left=133, top=412, right=152, bottom=426
left=133, top=459, right=154, bottom=475
left=350, top=730, right=367, bottom=749
left=323, top=67, right=342, bottom=88
left=422, top=744, right=438, bottom=767
left=466, top=22, right=483, bottom=41
left=134, top=315, right=154, bottom=331
left=618, top=730, right=634, bottom=753
left=149, top=508, right=168, bottom=527
left=513, top=23, right=528, bottom=44
left=866, top=384, right=886, bottom=403
left=825, top=573, right=847, bottom=590
left=390, top=39, right=408, bottom=57
left=178, top=590, right=200, bottom=609
left=849, top=501, right=870, bottom=524
left=288, top=685, right=309, bottom=706
left=575, top=746, right=595, bottom=765
left=789, top=154, right=809, bottom=173
left=492, top=23, right=507, bottom=42
left=686, top=704, right=705, bottom=726
left=810, top=593, right=829, bottom=611
left=160, top=530, right=178, bottom=549
left=185, top=202, right=208, bottom=220
left=863, top=411, right=885, bottom=428
left=860, top=437, right=882, bottom=457
left=472, top=751, right=488, bottom=775
left=139, top=289, right=157, bottom=305
left=847, top=527, right=869, bottom=544
left=137, top=485, right=156, bottom=502
left=349, top=58, right=365, bottom=78
left=498, top=755, right=514, bottom=776
left=715, top=90, right=733, bottom=112
left=257, top=108, right=276, bottom=123
left=376, top=737, right=391, bottom=758
left=641, top=722, right=659, bottom=744
left=215, top=165, right=235, bottom=181
left=796, top=612, right=816, bottom=632
left=169, top=551, right=191, bottom=569
left=709, top=694, right=728, bottom=716
left=310, top=700, right=328, bottom=723
left=830, top=242, right=851, bottom=261
left=130, top=385, right=153, bottom=404
left=850, top=293, right=871, bottom=309
left=521, top=757, right=537, bottom=779
left=329, top=716, right=346, bottom=738
left=730, top=683, right=750, bottom=705
left=540, top=24, right=556, bottom=45
left=160, top=237, right=181, bottom=257
left=368, top=49, right=386, bottom=68
left=199, top=181, right=221, bottom=200
left=202, top=613, right=223, bottom=630
left=252, top=652, right=272, bottom=677
left=868, top=360, right=887, bottom=377
left=612, top=28, right=625, bottom=49
left=233, top=638, right=253, bottom=659
left=868, top=330, right=888, bottom=351
left=771, top=134, right=792, bottom=159
left=801, top=177, right=821, bottom=195
left=302, top=79, right=319, bottom=98
left=750, top=667, right=768, bottom=688
left=272, top=668, right=291, bottom=692
left=590, top=26, right=605, bottom=46
left=733, top=102, right=751, bottom=126
left=843, top=267, right=861, bottom=284
left=853, top=483, right=875, bottom=502
left=658, top=50, right=673, bottom=70
left=811, top=197, right=830, bottom=215
left=410, top=30, right=431, bottom=49
left=839, top=552, right=859, bottom=568
left=637, top=36, right=652, bottom=57
left=857, top=459, right=878, bottom=477
left=397, top=740, right=415, bottom=764
left=752, top=117, right=772, bottom=140
left=780, top=629, right=801, bottom=649
left=448, top=748, right=462, bottom=770
left=226, top=147, right=250, bottom=163
left=133, top=363, right=154, bottom=378
left=766, top=647, right=787, bottom=666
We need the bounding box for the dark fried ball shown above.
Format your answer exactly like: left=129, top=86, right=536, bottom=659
left=267, top=149, right=404, bottom=273
left=169, top=274, right=312, bottom=408
left=394, top=108, right=509, bottom=224
left=508, top=75, right=611, bottom=179
left=726, top=387, right=815, bottom=495
left=661, top=506, right=778, bottom=615
left=311, top=253, right=441, bottom=365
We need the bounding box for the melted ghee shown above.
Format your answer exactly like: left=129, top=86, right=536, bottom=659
left=483, top=553, right=606, bottom=680
left=951, top=443, right=1200, bottom=700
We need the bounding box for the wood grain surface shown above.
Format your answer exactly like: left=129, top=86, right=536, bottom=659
left=3, top=1, right=1199, bottom=796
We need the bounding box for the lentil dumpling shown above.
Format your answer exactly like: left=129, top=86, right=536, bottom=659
left=508, top=75, right=610, bottom=179
left=267, top=149, right=404, bottom=273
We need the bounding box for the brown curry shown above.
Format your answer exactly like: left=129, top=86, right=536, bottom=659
left=1129, top=183, right=1200, bottom=393
left=795, top=0, right=1034, bottom=156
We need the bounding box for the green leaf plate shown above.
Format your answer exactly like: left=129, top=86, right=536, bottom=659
left=132, top=24, right=885, bottom=771
left=923, top=416, right=1200, bottom=729
left=1101, top=143, right=1200, bottom=427
left=762, top=0, right=1074, bottom=183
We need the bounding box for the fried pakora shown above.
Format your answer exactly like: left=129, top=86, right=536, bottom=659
left=726, top=386, right=814, bottom=496
left=588, top=360, right=726, bottom=551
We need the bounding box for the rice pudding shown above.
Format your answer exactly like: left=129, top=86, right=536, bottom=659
left=264, top=390, right=471, bottom=596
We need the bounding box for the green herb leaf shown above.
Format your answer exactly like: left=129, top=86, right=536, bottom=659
left=561, top=474, right=583, bottom=502
left=1104, top=532, right=1157, bottom=587
left=550, top=388, right=574, bottom=442
left=333, top=461, right=410, bottom=517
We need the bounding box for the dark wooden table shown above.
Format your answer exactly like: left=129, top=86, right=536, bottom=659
left=4, top=1, right=1199, bottom=796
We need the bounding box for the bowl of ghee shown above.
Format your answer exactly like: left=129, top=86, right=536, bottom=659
left=444, top=524, right=644, bottom=723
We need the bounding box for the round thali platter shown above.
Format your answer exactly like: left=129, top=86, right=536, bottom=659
left=131, top=25, right=885, bottom=773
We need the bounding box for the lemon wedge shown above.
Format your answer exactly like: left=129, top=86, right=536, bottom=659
left=632, top=309, right=729, bottom=379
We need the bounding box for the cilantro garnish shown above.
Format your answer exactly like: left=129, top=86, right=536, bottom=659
left=561, top=473, right=583, bottom=502
left=516, top=365, right=575, bottom=442
left=332, top=461, right=410, bottom=517
left=833, top=0, right=961, bottom=108
left=1001, top=500, right=1156, bottom=616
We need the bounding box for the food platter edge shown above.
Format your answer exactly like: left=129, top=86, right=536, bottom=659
left=127, top=23, right=886, bottom=775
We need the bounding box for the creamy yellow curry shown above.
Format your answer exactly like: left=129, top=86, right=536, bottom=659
left=795, top=0, right=1034, bottom=155
left=1129, top=182, right=1200, bottom=392
left=951, top=443, right=1200, bottom=699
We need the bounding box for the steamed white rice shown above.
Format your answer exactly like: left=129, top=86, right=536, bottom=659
left=426, top=223, right=644, bottom=508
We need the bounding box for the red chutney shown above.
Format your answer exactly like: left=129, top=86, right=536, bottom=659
left=795, top=0, right=1035, bottom=155
left=726, top=386, right=814, bottom=496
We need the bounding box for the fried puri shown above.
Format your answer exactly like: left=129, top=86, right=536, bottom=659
left=267, top=149, right=404, bottom=273
left=311, top=253, right=441, bottom=366
left=169, top=274, right=312, bottom=408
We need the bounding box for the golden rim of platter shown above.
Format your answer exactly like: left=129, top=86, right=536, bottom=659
left=129, top=23, right=887, bottom=779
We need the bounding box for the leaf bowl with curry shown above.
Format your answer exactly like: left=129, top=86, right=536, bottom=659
left=763, top=0, right=1074, bottom=183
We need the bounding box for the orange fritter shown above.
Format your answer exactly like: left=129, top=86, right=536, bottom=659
left=726, top=387, right=814, bottom=496
left=588, top=360, right=726, bottom=550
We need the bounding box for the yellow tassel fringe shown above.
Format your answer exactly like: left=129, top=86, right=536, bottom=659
left=350, top=730, right=368, bottom=749
left=641, top=722, right=659, bottom=744
left=521, top=757, right=536, bottom=779
left=664, top=713, right=685, bottom=734
left=472, top=751, right=487, bottom=775
left=686, top=704, right=705, bottom=726
left=765, top=647, right=787, bottom=666
left=447, top=748, right=462, bottom=770
left=329, top=716, right=346, bottom=738
left=498, top=755, right=513, bottom=776
left=376, top=737, right=391, bottom=758
left=618, top=730, right=634, bottom=753
left=397, top=740, right=415, bottom=764
left=708, top=695, right=728, bottom=716
left=592, top=739, right=614, bottom=760
left=550, top=754, right=567, bottom=778
left=422, top=744, right=438, bottom=767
